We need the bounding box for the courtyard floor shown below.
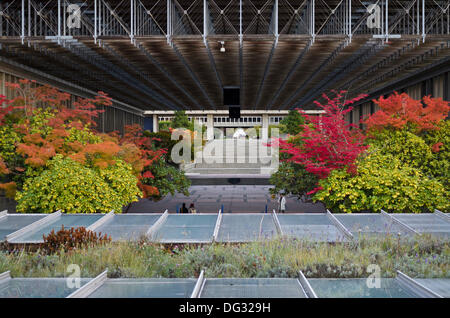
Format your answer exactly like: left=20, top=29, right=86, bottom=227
left=125, top=185, right=326, bottom=214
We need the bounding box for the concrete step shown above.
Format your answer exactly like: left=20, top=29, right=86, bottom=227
left=192, top=162, right=273, bottom=169
left=185, top=167, right=276, bottom=174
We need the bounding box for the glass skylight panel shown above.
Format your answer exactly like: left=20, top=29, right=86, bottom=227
left=0, top=278, right=91, bottom=298
left=199, top=278, right=307, bottom=298
left=334, top=214, right=410, bottom=237
left=94, top=214, right=161, bottom=241
left=414, top=279, right=450, bottom=298
left=0, top=214, right=46, bottom=241
left=277, top=214, right=348, bottom=242
left=391, top=214, right=450, bottom=238
left=216, top=214, right=277, bottom=242
left=152, top=214, right=217, bottom=243
left=88, top=278, right=197, bottom=298
left=307, top=278, right=419, bottom=298
left=8, top=214, right=104, bottom=243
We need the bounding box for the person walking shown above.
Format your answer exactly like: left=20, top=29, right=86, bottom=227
left=278, top=194, right=286, bottom=213
left=189, top=203, right=197, bottom=214
left=181, top=203, right=188, bottom=214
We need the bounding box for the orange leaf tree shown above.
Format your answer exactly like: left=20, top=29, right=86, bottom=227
left=0, top=80, right=145, bottom=207
left=364, top=92, right=449, bottom=133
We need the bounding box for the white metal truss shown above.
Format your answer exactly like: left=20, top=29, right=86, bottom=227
left=0, top=1, right=447, bottom=40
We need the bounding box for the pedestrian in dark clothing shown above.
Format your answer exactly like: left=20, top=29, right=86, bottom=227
left=181, top=203, right=188, bottom=214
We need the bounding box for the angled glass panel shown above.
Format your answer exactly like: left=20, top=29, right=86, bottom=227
left=334, top=214, right=410, bottom=238
left=88, top=278, right=197, bottom=298
left=8, top=214, right=104, bottom=243
left=216, top=214, right=277, bottom=242
left=277, top=214, right=347, bottom=242
left=307, top=278, right=419, bottom=298
left=0, top=214, right=46, bottom=241
left=414, top=279, right=450, bottom=298
left=392, top=214, right=450, bottom=238
left=94, top=214, right=161, bottom=241
left=0, top=278, right=91, bottom=298
left=152, top=214, right=217, bottom=243
left=200, top=278, right=307, bottom=298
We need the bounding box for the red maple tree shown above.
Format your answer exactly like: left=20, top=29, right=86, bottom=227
left=278, top=91, right=368, bottom=194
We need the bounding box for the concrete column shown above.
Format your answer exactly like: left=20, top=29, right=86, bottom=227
left=262, top=114, right=269, bottom=140
left=153, top=114, right=159, bottom=132
left=207, top=114, right=214, bottom=141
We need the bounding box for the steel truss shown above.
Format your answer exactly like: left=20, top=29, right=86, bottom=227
left=0, top=1, right=447, bottom=40
left=0, top=1, right=448, bottom=112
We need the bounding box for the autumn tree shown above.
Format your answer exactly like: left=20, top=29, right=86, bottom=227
left=277, top=91, right=368, bottom=194
left=364, top=92, right=449, bottom=133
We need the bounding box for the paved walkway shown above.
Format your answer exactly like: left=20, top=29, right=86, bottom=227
left=125, top=185, right=326, bottom=214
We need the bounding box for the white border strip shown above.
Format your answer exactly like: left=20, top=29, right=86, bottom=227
left=0, top=210, right=7, bottom=220
left=212, top=209, right=223, bottom=242
left=272, top=209, right=283, bottom=235
left=190, top=270, right=205, bottom=298
left=327, top=210, right=354, bottom=240
left=0, top=271, right=11, bottom=284
left=434, top=209, right=450, bottom=222
left=6, top=210, right=62, bottom=242
left=396, top=271, right=443, bottom=298
left=146, top=210, right=169, bottom=239
left=86, top=210, right=115, bottom=231
left=298, top=271, right=318, bottom=298
left=66, top=270, right=108, bottom=298
left=380, top=210, right=420, bottom=235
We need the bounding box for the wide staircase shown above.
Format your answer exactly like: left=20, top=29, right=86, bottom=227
left=184, top=139, right=277, bottom=185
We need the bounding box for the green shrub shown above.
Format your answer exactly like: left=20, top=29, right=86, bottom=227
left=142, top=158, right=190, bottom=200
left=314, top=151, right=449, bottom=213
left=280, top=109, right=305, bottom=135
left=171, top=110, right=194, bottom=131
left=269, top=162, right=318, bottom=199
left=15, top=156, right=141, bottom=213
left=158, top=121, right=172, bottom=132
left=368, top=129, right=433, bottom=170
left=422, top=120, right=450, bottom=187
